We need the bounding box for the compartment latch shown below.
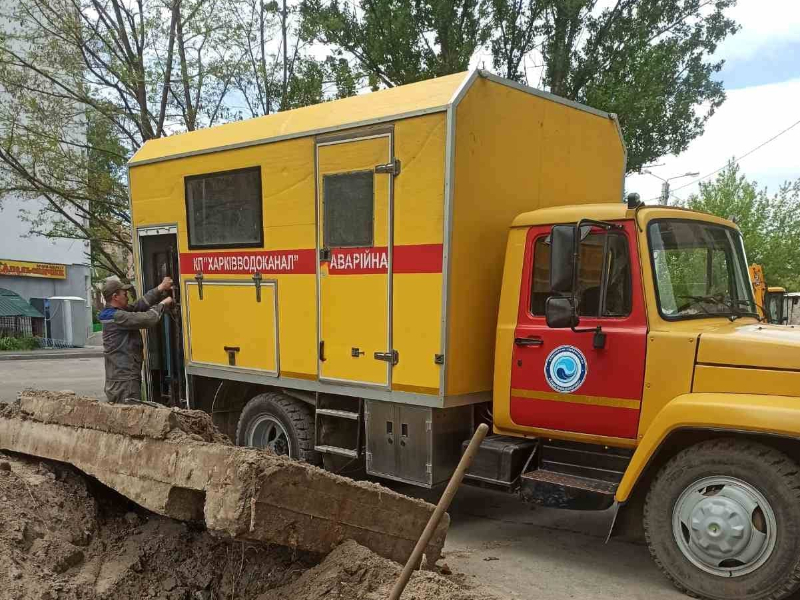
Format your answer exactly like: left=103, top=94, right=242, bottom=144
left=374, top=159, right=401, bottom=177
left=373, top=350, right=399, bottom=366
left=195, top=272, right=204, bottom=300
left=252, top=271, right=262, bottom=302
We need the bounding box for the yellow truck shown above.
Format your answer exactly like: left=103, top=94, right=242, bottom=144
left=129, top=70, right=800, bottom=600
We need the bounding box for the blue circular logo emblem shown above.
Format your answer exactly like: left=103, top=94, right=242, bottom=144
left=544, top=345, right=588, bottom=393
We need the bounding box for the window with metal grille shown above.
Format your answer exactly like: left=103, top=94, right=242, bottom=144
left=185, top=167, right=263, bottom=249
left=323, top=171, right=374, bottom=248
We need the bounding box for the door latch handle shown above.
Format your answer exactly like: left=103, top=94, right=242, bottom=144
left=374, top=350, right=399, bottom=366
left=514, top=337, right=543, bottom=347
left=223, top=346, right=240, bottom=366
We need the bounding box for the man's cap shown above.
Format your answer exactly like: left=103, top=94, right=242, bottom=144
left=102, top=277, right=132, bottom=299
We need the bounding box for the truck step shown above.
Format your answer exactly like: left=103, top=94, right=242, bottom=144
left=520, top=470, right=618, bottom=511
left=314, top=445, right=359, bottom=459
left=316, top=408, right=360, bottom=420
left=539, top=440, right=631, bottom=483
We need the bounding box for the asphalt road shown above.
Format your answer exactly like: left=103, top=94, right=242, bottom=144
left=0, top=356, right=105, bottom=403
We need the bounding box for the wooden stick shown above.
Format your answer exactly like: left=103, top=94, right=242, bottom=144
left=388, top=423, right=490, bottom=600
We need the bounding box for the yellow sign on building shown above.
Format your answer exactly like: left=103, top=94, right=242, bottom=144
left=0, top=258, right=67, bottom=279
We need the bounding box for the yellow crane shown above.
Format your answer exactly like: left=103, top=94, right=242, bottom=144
left=749, top=264, right=787, bottom=323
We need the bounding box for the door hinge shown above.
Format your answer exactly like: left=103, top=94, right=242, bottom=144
left=374, top=349, right=399, bottom=366
left=434, top=353, right=444, bottom=365
left=319, top=247, right=331, bottom=261
left=195, top=272, right=204, bottom=300
left=319, top=340, right=326, bottom=362
left=374, top=159, right=401, bottom=176
left=252, top=271, right=262, bottom=302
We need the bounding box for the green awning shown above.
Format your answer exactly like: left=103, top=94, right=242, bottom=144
left=0, top=288, right=45, bottom=318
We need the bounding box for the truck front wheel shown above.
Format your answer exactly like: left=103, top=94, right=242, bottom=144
left=235, top=392, right=319, bottom=464
left=644, top=439, right=800, bottom=600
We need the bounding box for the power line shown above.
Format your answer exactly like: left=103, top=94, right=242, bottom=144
left=671, top=117, right=800, bottom=194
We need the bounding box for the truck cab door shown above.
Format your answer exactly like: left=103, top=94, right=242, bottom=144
left=509, top=222, right=647, bottom=440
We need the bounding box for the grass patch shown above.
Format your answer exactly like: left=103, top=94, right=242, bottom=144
left=0, top=336, right=40, bottom=351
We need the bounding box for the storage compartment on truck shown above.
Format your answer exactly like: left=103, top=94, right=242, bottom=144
left=365, top=401, right=473, bottom=487
left=184, top=279, right=278, bottom=374
left=129, top=69, right=625, bottom=410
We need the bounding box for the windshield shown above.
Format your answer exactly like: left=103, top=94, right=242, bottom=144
left=648, top=220, right=757, bottom=320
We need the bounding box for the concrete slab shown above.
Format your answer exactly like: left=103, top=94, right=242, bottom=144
left=0, top=392, right=447, bottom=564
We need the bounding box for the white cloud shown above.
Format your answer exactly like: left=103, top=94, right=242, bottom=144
left=716, top=0, right=800, bottom=62
left=625, top=77, right=800, bottom=204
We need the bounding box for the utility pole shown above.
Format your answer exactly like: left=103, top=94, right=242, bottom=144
left=643, top=170, right=700, bottom=205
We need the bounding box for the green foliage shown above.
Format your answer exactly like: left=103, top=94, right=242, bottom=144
left=0, top=0, right=357, bottom=280
left=684, top=161, right=800, bottom=290
left=299, top=0, right=490, bottom=88
left=0, top=336, right=40, bottom=351
left=301, top=0, right=738, bottom=171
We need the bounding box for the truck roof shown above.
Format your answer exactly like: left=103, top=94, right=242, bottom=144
left=512, top=203, right=739, bottom=229
left=129, top=70, right=618, bottom=167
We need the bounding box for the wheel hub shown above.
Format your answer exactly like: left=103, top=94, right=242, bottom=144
left=673, top=476, right=776, bottom=577
left=689, top=496, right=750, bottom=558
left=247, top=415, right=292, bottom=458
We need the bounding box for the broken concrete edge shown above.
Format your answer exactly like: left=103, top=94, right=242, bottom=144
left=10, top=390, right=228, bottom=443
left=0, top=393, right=449, bottom=564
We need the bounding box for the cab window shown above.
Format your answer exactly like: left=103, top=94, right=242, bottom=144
left=531, top=232, right=631, bottom=317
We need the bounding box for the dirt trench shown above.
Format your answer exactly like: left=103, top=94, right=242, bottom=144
left=0, top=432, right=500, bottom=600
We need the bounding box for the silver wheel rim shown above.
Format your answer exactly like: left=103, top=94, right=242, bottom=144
left=246, top=415, right=292, bottom=458
left=673, top=476, right=777, bottom=577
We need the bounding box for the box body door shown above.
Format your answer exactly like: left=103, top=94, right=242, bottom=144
left=185, top=280, right=278, bottom=374
left=317, top=134, right=393, bottom=386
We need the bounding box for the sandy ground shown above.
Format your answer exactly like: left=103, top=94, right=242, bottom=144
left=0, top=358, right=105, bottom=402
left=424, top=485, right=684, bottom=600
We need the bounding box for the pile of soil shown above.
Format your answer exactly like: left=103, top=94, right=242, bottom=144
left=0, top=452, right=497, bottom=600
left=262, top=540, right=488, bottom=600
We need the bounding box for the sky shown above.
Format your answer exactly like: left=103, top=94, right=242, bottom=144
left=624, top=0, right=800, bottom=204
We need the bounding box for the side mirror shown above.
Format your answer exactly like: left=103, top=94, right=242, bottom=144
left=549, top=225, right=577, bottom=293
left=545, top=297, right=578, bottom=328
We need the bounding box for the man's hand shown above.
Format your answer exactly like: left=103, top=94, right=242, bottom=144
left=160, top=296, right=174, bottom=307
left=158, top=276, right=173, bottom=292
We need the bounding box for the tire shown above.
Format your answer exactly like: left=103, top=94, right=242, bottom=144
left=235, top=392, right=319, bottom=464
left=644, top=438, right=800, bottom=600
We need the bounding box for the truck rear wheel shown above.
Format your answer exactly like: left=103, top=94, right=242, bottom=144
left=235, top=392, right=319, bottom=464
left=644, top=439, right=800, bottom=600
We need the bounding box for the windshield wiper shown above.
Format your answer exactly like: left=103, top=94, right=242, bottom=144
left=677, top=294, right=743, bottom=321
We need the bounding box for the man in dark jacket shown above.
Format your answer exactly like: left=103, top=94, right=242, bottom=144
left=99, top=277, right=174, bottom=403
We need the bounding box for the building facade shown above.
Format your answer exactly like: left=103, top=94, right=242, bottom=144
left=0, top=0, right=92, bottom=344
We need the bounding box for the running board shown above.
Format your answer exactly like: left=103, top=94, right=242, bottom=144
left=520, top=470, right=618, bottom=511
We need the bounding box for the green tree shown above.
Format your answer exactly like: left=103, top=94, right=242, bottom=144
left=299, top=0, right=491, bottom=88
left=0, top=0, right=355, bottom=278
left=301, top=0, right=738, bottom=171
left=683, top=161, right=800, bottom=290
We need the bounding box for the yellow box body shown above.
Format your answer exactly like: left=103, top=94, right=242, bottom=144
left=129, top=70, right=625, bottom=408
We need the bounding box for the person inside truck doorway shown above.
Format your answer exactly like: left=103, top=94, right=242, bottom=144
left=99, top=277, right=174, bottom=404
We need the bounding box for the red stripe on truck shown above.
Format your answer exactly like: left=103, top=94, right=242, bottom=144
left=179, top=244, right=443, bottom=276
